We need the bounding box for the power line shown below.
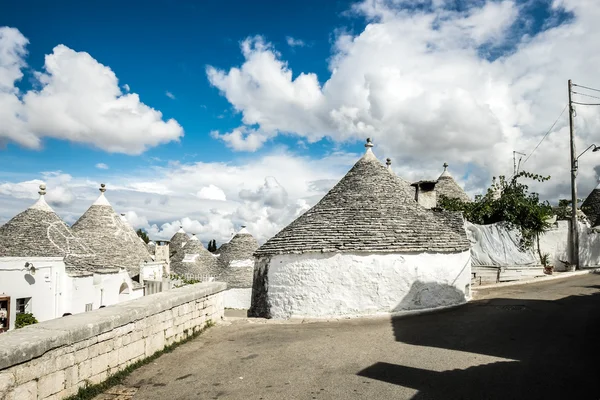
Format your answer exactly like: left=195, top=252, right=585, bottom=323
left=521, top=104, right=568, bottom=166
left=572, top=83, right=600, bottom=93
left=572, top=101, right=600, bottom=106
left=572, top=91, right=600, bottom=101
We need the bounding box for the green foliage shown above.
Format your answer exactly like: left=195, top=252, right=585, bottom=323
left=169, top=273, right=201, bottom=287
left=15, top=312, right=38, bottom=328
left=555, top=198, right=585, bottom=221
left=136, top=228, right=150, bottom=244
left=540, top=253, right=550, bottom=267
left=438, top=171, right=554, bottom=249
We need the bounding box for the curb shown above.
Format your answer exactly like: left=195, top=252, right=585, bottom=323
left=472, top=267, right=600, bottom=293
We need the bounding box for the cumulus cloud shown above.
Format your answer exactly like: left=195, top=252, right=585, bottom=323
left=0, top=149, right=359, bottom=243
left=206, top=0, right=600, bottom=201
left=210, top=127, right=270, bottom=152
left=197, top=184, right=227, bottom=201
left=286, top=36, right=306, bottom=47
left=0, top=27, right=183, bottom=154
left=95, top=163, right=109, bottom=170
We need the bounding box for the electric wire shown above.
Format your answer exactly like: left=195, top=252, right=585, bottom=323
left=571, top=101, right=600, bottom=106
left=521, top=104, right=568, bottom=167
left=572, top=91, right=600, bottom=101
left=572, top=83, right=600, bottom=93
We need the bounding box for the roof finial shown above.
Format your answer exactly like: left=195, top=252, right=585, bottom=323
left=365, top=138, right=374, bottom=148
left=99, top=183, right=106, bottom=193
left=386, top=158, right=391, bottom=166
left=443, top=162, right=448, bottom=171
left=38, top=184, right=47, bottom=196
left=241, top=225, right=247, bottom=228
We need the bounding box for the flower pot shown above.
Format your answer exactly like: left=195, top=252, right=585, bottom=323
left=544, top=266, right=554, bottom=275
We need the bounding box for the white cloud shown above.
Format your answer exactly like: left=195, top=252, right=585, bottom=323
left=286, top=36, right=306, bottom=47
left=95, top=163, right=109, bottom=170
left=210, top=127, right=270, bottom=152
left=0, top=27, right=183, bottom=154
left=165, top=91, right=175, bottom=99
left=0, top=149, right=359, bottom=243
left=122, top=83, right=130, bottom=92
left=206, top=0, right=600, bottom=201
left=197, top=184, right=227, bottom=201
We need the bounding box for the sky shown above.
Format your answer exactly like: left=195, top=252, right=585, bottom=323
left=1, top=0, right=599, bottom=245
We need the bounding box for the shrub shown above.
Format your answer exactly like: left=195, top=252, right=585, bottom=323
left=15, top=312, right=38, bottom=328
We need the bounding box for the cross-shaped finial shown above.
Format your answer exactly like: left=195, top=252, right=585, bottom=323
left=443, top=162, right=448, bottom=170
left=99, top=183, right=106, bottom=193
left=38, top=184, right=46, bottom=196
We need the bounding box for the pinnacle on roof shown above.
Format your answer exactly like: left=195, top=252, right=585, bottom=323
left=255, top=139, right=469, bottom=256
left=0, top=185, right=94, bottom=258
left=386, top=158, right=392, bottom=171
left=70, top=184, right=152, bottom=276
left=436, top=162, right=470, bottom=203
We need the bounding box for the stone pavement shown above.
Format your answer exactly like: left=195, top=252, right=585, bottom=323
left=96, top=273, right=600, bottom=400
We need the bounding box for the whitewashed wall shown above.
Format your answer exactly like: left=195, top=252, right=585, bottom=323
left=140, top=262, right=164, bottom=282
left=258, top=251, right=471, bottom=319
left=223, top=288, right=251, bottom=309
left=63, top=274, right=95, bottom=315
left=0, top=257, right=66, bottom=329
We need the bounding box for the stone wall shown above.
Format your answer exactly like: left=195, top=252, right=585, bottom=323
left=0, top=282, right=225, bottom=400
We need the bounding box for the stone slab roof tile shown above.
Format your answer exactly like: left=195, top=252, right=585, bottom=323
left=255, top=141, right=470, bottom=256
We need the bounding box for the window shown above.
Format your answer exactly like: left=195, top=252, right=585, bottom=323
left=16, top=297, right=31, bottom=314
left=85, top=303, right=93, bottom=312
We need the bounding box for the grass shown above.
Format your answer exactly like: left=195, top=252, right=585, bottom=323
left=66, top=320, right=215, bottom=400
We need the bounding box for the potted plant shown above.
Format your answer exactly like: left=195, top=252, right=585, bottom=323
left=541, top=253, right=554, bottom=275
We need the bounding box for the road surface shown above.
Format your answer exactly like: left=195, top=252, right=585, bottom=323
left=99, top=273, right=600, bottom=400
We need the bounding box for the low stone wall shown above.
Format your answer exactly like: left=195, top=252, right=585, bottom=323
left=0, top=282, right=225, bottom=400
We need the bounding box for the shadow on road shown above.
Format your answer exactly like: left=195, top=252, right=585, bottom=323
left=359, top=283, right=600, bottom=399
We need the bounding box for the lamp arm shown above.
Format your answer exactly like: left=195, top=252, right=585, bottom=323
left=577, top=144, right=597, bottom=160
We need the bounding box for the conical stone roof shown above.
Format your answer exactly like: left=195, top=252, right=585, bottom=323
left=582, top=182, right=600, bottom=227
left=169, top=227, right=189, bottom=257
left=436, top=163, right=471, bottom=203
left=171, top=234, right=218, bottom=277
left=70, top=184, right=152, bottom=277
left=255, top=139, right=470, bottom=256
left=0, top=185, right=94, bottom=258
left=215, top=226, right=259, bottom=289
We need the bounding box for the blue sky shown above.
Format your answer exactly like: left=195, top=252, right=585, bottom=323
left=0, top=0, right=598, bottom=243
left=0, top=0, right=365, bottom=177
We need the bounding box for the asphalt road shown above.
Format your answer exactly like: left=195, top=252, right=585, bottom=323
left=116, top=273, right=600, bottom=400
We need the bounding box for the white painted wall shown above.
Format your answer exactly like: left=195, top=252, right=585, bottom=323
left=0, top=257, right=66, bottom=329
left=536, top=220, right=600, bottom=270
left=223, top=288, right=251, bottom=309
left=140, top=262, right=164, bottom=282
left=63, top=274, right=95, bottom=315
left=261, top=251, right=471, bottom=319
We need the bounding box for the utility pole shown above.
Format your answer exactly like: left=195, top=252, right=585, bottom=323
left=513, top=151, right=526, bottom=176
left=568, top=79, right=580, bottom=269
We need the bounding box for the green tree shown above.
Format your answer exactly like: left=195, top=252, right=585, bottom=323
left=136, top=228, right=150, bottom=244
left=207, top=239, right=217, bottom=253
left=438, top=171, right=554, bottom=250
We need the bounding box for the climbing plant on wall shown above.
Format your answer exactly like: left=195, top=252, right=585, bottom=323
left=438, top=171, right=554, bottom=250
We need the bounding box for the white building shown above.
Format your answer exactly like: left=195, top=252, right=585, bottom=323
left=0, top=185, right=143, bottom=332
left=249, top=139, right=472, bottom=319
